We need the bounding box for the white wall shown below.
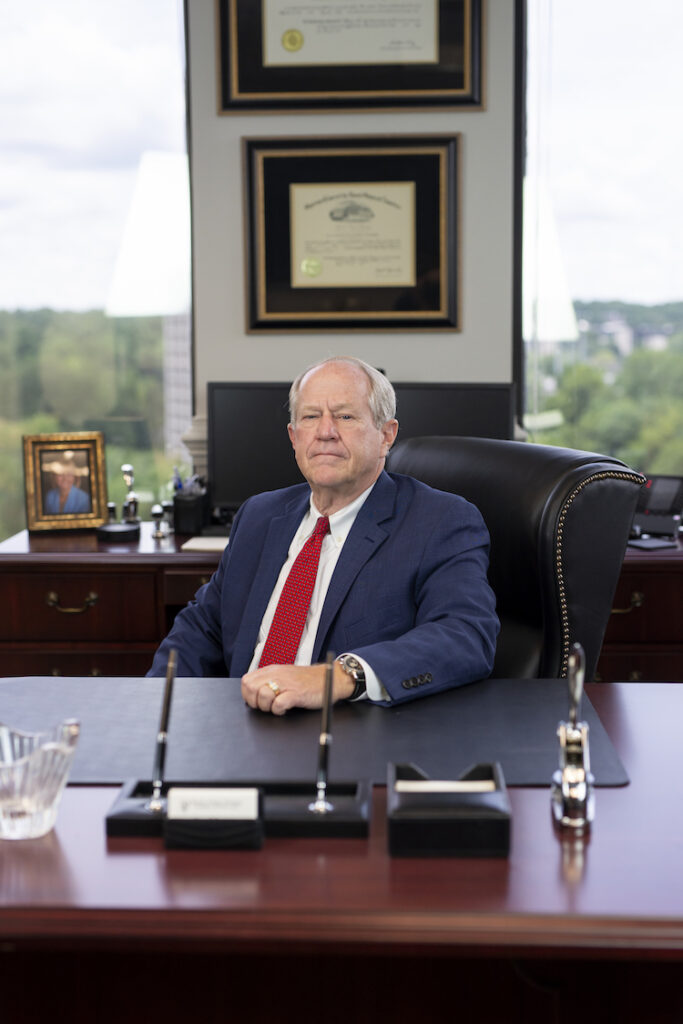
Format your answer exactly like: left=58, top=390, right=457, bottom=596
left=186, top=0, right=516, bottom=452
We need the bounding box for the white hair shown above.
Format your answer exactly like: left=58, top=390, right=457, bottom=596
left=289, top=356, right=397, bottom=429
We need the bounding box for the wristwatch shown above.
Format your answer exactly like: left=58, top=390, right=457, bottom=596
left=336, top=654, right=367, bottom=701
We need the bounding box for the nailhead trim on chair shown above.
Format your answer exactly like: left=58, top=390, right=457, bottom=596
left=555, top=469, right=645, bottom=677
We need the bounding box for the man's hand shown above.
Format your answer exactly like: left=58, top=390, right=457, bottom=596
left=241, top=662, right=354, bottom=716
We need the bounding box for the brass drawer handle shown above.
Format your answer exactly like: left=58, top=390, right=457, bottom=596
left=611, top=590, right=644, bottom=615
left=45, top=590, right=98, bottom=614
left=52, top=666, right=101, bottom=675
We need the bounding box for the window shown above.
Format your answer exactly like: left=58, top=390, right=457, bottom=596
left=0, top=0, right=191, bottom=540
left=524, top=0, right=683, bottom=474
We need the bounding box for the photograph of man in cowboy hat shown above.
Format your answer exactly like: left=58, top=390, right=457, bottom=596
left=41, top=449, right=91, bottom=515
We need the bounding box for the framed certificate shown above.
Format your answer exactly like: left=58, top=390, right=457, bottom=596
left=244, top=134, right=460, bottom=332
left=219, top=0, right=483, bottom=112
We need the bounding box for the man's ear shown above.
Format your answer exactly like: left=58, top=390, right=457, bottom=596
left=287, top=422, right=296, bottom=449
left=382, top=419, right=399, bottom=454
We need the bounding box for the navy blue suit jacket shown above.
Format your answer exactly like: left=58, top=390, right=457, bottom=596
left=148, top=471, right=499, bottom=704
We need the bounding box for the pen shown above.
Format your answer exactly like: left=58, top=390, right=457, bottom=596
left=147, top=648, right=177, bottom=812
left=309, top=651, right=335, bottom=814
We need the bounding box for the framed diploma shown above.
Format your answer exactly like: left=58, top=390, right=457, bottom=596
left=244, top=134, right=460, bottom=332
left=219, top=0, right=483, bottom=112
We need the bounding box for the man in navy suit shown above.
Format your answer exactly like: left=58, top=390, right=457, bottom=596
left=148, top=356, right=499, bottom=712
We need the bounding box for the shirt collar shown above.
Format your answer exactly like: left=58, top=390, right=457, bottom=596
left=309, top=482, right=375, bottom=546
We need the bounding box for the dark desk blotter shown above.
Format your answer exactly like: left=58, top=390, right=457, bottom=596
left=0, top=677, right=628, bottom=788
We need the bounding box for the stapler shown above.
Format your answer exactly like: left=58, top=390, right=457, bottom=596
left=551, top=642, right=595, bottom=830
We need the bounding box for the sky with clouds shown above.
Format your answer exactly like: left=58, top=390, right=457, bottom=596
left=0, top=0, right=186, bottom=311
left=0, top=1, right=681, bottom=311
left=527, top=0, right=683, bottom=305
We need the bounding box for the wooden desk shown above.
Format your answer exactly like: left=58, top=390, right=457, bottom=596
left=598, top=537, right=683, bottom=681
left=0, top=525, right=222, bottom=677
left=0, top=683, right=682, bottom=1023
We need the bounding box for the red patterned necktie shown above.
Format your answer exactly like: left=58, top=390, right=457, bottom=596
left=258, top=515, right=331, bottom=667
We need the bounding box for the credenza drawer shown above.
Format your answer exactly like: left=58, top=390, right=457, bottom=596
left=0, top=647, right=157, bottom=678
left=0, top=572, right=158, bottom=642
left=603, top=572, right=683, bottom=644
left=597, top=647, right=683, bottom=682
left=163, top=569, right=213, bottom=606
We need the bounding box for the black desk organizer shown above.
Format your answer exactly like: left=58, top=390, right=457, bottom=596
left=106, top=778, right=371, bottom=841
left=387, top=762, right=511, bottom=857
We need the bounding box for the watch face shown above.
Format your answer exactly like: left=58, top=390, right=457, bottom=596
left=341, top=655, right=364, bottom=682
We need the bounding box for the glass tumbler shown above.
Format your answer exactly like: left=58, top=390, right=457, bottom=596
left=0, top=719, right=80, bottom=840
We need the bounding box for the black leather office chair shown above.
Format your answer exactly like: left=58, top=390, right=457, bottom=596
left=387, top=436, right=644, bottom=680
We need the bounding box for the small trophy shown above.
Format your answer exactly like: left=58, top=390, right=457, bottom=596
left=151, top=504, right=166, bottom=540
left=551, top=642, right=595, bottom=830
left=96, top=464, right=141, bottom=542
left=121, top=463, right=141, bottom=523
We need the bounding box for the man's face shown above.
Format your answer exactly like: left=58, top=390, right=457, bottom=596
left=288, top=362, right=397, bottom=506
left=57, top=471, right=75, bottom=494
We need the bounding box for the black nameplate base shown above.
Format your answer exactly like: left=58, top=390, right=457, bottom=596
left=106, top=778, right=371, bottom=840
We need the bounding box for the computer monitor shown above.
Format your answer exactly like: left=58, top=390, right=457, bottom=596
left=207, top=381, right=515, bottom=517
left=392, top=383, right=514, bottom=444
left=207, top=382, right=296, bottom=516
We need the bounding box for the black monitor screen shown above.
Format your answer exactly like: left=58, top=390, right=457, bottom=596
left=392, top=383, right=514, bottom=445
left=208, top=383, right=297, bottom=514
left=638, top=475, right=683, bottom=514
left=207, top=381, right=515, bottom=515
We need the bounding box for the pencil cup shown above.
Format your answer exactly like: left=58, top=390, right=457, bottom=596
left=173, top=492, right=209, bottom=535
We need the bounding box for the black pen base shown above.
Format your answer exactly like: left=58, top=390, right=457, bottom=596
left=96, top=522, right=141, bottom=542
left=387, top=762, right=511, bottom=858
left=106, top=779, right=371, bottom=841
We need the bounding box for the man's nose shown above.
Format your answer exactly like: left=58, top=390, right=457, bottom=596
left=316, top=413, right=339, bottom=438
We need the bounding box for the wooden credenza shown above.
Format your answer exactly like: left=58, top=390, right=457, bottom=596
left=597, top=537, right=683, bottom=681
left=0, top=525, right=222, bottom=677
left=1, top=527, right=680, bottom=682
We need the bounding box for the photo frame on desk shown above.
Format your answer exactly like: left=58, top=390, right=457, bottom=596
left=23, top=431, right=108, bottom=532
left=218, top=0, right=483, bottom=112
left=244, top=134, right=461, bottom=332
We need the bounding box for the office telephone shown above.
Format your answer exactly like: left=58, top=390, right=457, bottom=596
left=631, top=474, right=683, bottom=538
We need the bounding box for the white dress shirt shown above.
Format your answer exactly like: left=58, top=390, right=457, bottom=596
left=248, top=485, right=389, bottom=701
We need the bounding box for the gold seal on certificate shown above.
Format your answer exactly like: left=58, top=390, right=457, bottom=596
left=300, top=257, right=322, bottom=277
left=281, top=28, right=303, bottom=53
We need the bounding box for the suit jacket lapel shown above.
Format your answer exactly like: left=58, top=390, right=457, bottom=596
left=312, top=472, right=397, bottom=661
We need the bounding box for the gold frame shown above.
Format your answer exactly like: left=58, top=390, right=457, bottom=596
left=23, top=431, right=108, bottom=532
